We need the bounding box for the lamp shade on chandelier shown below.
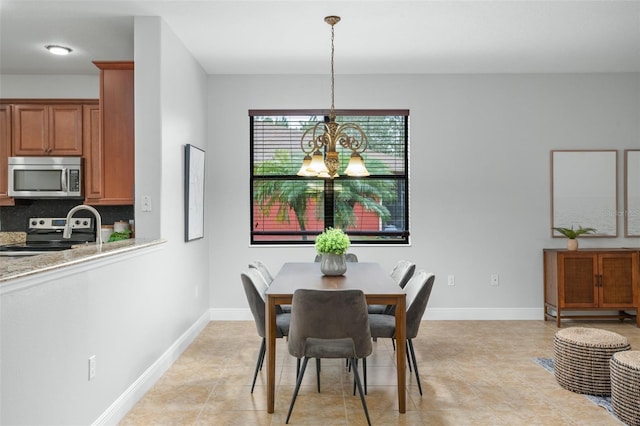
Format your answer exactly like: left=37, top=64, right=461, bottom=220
left=297, top=16, right=370, bottom=179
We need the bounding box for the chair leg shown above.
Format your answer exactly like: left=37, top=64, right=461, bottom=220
left=352, top=359, right=356, bottom=396
left=363, top=357, right=367, bottom=395
left=316, top=358, right=321, bottom=392
left=350, top=358, right=372, bottom=426
left=351, top=358, right=368, bottom=395
left=286, top=357, right=309, bottom=424
left=296, top=358, right=301, bottom=379
left=251, top=338, right=266, bottom=393
left=407, top=339, right=423, bottom=396
left=405, top=340, right=412, bottom=373
left=392, top=337, right=395, bottom=351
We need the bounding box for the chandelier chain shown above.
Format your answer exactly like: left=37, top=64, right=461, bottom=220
left=296, top=15, right=370, bottom=178
left=330, top=22, right=335, bottom=114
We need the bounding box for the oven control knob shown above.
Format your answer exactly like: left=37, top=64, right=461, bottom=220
left=75, top=219, right=81, bottom=226
left=83, top=220, right=88, bottom=226
left=31, top=220, right=38, bottom=226
left=39, top=220, right=45, bottom=225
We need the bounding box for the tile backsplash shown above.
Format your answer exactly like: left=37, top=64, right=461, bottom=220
left=0, top=199, right=134, bottom=231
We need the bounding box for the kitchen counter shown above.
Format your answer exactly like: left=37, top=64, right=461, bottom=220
left=0, top=238, right=166, bottom=284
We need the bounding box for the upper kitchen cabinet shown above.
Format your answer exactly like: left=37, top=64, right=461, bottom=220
left=0, top=104, right=14, bottom=205
left=85, top=61, right=134, bottom=206
left=12, top=103, right=84, bottom=156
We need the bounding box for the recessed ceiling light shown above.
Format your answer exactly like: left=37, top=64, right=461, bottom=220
left=45, top=45, right=73, bottom=56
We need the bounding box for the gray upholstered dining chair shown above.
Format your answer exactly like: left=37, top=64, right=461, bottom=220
left=314, top=253, right=359, bottom=262
left=390, top=260, right=417, bottom=289
left=248, top=260, right=274, bottom=284
left=240, top=269, right=291, bottom=393
left=368, top=259, right=416, bottom=315
left=286, top=289, right=372, bottom=426
left=248, top=260, right=293, bottom=313
left=368, top=270, right=435, bottom=396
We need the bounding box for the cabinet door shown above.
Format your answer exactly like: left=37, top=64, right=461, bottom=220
left=89, top=62, right=134, bottom=205
left=49, top=105, right=83, bottom=155
left=12, top=104, right=48, bottom=155
left=12, top=104, right=82, bottom=156
left=599, top=252, right=638, bottom=308
left=0, top=105, right=14, bottom=205
left=83, top=105, right=102, bottom=200
left=559, top=253, right=597, bottom=308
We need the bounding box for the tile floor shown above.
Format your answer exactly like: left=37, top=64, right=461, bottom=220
left=120, top=320, right=640, bottom=425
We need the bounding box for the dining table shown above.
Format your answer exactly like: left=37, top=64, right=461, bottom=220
left=265, top=262, right=407, bottom=413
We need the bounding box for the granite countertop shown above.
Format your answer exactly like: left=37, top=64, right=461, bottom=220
left=0, top=238, right=166, bottom=284
left=0, top=232, right=27, bottom=245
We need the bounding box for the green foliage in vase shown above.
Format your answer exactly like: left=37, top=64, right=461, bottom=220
left=553, top=226, right=596, bottom=239
left=315, top=228, right=350, bottom=255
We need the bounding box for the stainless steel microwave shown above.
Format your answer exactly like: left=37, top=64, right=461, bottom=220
left=8, top=156, right=83, bottom=198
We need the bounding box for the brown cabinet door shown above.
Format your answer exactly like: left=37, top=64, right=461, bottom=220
left=49, top=105, right=83, bottom=155
left=12, top=104, right=82, bottom=156
left=559, top=253, right=597, bottom=308
left=83, top=105, right=102, bottom=200
left=599, top=252, right=638, bottom=308
left=88, top=61, right=134, bottom=205
left=0, top=105, right=14, bottom=205
left=12, top=104, right=48, bottom=155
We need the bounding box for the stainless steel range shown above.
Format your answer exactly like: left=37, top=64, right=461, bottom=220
left=0, top=217, right=95, bottom=256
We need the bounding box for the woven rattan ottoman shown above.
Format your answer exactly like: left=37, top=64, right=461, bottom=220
left=611, top=350, right=640, bottom=425
left=553, top=327, right=630, bottom=396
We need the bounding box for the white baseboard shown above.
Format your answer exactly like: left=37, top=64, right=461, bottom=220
left=209, top=307, right=545, bottom=321
left=92, top=310, right=210, bottom=426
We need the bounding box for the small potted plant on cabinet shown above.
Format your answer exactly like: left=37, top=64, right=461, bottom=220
left=553, top=225, right=596, bottom=251
left=315, top=228, right=350, bottom=275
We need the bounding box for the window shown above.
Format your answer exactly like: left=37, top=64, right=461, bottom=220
left=250, top=109, right=409, bottom=245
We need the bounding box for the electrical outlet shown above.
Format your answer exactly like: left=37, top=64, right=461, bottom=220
left=142, top=195, right=152, bottom=212
left=88, top=355, right=96, bottom=380
left=447, top=275, right=455, bottom=286
left=491, top=273, right=499, bottom=286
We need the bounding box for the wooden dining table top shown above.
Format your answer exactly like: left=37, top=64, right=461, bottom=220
left=266, top=262, right=403, bottom=298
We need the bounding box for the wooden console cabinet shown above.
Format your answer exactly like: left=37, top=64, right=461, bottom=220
left=544, top=248, right=640, bottom=327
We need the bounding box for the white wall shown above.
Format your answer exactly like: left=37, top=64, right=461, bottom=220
left=1, top=16, right=210, bottom=425
left=0, top=74, right=99, bottom=98
left=207, top=72, right=640, bottom=319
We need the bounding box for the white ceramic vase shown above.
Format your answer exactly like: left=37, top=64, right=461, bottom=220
left=567, top=239, right=579, bottom=251
left=320, top=253, right=347, bottom=276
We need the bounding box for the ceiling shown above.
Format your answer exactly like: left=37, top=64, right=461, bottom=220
left=1, top=0, right=639, bottom=76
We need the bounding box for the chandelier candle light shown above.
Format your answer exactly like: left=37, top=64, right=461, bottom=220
left=297, top=16, right=370, bottom=179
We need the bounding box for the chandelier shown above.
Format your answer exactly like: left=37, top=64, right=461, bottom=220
left=297, top=16, right=370, bottom=179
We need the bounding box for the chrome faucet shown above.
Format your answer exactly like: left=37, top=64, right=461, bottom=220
left=63, top=205, right=103, bottom=246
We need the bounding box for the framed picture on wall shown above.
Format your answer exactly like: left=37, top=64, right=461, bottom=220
left=184, top=144, right=205, bottom=241
left=551, top=150, right=618, bottom=237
